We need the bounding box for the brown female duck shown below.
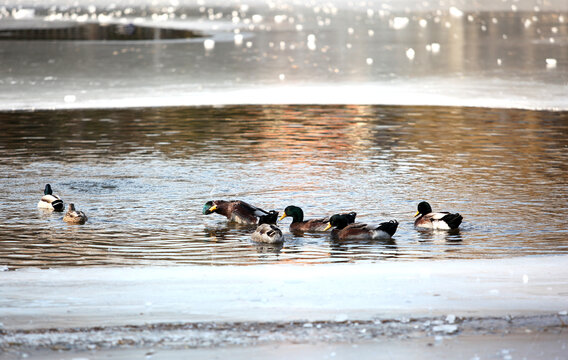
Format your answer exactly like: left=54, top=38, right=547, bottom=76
left=251, top=223, right=284, bottom=244
left=63, top=203, right=88, bottom=224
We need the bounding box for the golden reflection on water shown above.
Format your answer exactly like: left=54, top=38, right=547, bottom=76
left=0, top=105, right=567, bottom=268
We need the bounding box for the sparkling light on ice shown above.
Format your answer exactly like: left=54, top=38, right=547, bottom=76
left=0, top=0, right=566, bottom=111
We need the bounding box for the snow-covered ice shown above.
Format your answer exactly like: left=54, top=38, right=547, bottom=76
left=1, top=256, right=567, bottom=331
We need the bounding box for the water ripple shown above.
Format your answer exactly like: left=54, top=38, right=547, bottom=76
left=0, top=105, right=567, bottom=268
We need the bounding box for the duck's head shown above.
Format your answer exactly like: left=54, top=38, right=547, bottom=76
left=68, top=203, right=76, bottom=212
left=324, top=213, right=351, bottom=231
left=203, top=201, right=218, bottom=215
left=415, top=201, right=432, bottom=217
left=279, top=205, right=304, bottom=222
left=44, top=184, right=53, bottom=195
left=345, top=212, right=357, bottom=224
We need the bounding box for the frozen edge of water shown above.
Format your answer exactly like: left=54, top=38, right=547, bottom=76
left=5, top=81, right=568, bottom=112
left=1, top=255, right=567, bottom=331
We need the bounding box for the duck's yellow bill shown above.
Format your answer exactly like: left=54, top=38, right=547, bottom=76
left=323, top=223, right=332, bottom=231
left=278, top=213, right=287, bottom=221
left=414, top=211, right=420, bottom=217
left=209, top=205, right=218, bottom=212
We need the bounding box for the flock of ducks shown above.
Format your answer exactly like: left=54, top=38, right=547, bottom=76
left=203, top=199, right=463, bottom=244
left=38, top=184, right=464, bottom=238
left=37, top=184, right=88, bottom=224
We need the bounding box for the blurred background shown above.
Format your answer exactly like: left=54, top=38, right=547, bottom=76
left=1, top=0, right=567, bottom=110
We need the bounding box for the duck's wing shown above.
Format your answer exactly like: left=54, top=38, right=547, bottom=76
left=252, top=224, right=283, bottom=243
left=429, top=212, right=450, bottom=220
left=233, top=200, right=269, bottom=216
left=336, top=223, right=371, bottom=239
left=299, top=218, right=329, bottom=231
left=421, top=212, right=462, bottom=229
left=39, top=194, right=64, bottom=211
left=224, top=200, right=268, bottom=224
left=345, top=223, right=367, bottom=230
left=64, top=209, right=87, bottom=224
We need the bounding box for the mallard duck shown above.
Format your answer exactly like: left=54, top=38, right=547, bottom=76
left=414, top=201, right=462, bottom=230
left=324, top=214, right=398, bottom=240
left=202, top=200, right=279, bottom=225
left=279, top=205, right=356, bottom=232
left=251, top=223, right=284, bottom=244
left=37, top=184, right=64, bottom=212
left=63, top=203, right=88, bottom=224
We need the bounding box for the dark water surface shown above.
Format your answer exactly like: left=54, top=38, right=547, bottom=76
left=1, top=105, right=567, bottom=268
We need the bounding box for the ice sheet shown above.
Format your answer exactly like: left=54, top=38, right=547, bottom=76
left=1, top=0, right=566, bottom=111
left=1, top=256, right=567, bottom=330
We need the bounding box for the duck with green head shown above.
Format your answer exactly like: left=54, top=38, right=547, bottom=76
left=324, top=213, right=398, bottom=240
left=414, top=201, right=462, bottom=230
left=203, top=200, right=279, bottom=225
left=278, top=205, right=356, bottom=232
left=37, top=184, right=64, bottom=212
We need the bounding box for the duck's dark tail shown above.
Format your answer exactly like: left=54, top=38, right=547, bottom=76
left=378, top=220, right=398, bottom=237
left=441, top=213, right=463, bottom=229
left=259, top=210, right=279, bottom=225
left=52, top=200, right=64, bottom=212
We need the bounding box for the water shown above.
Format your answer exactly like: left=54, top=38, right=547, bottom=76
left=1, top=105, right=567, bottom=269
left=1, top=1, right=568, bottom=358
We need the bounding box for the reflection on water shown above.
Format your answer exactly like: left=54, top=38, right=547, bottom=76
left=0, top=105, right=567, bottom=268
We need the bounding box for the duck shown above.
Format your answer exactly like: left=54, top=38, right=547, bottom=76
left=324, top=213, right=398, bottom=240
left=414, top=201, right=463, bottom=230
left=37, top=184, right=64, bottom=212
left=202, top=200, right=279, bottom=225
left=63, top=203, right=88, bottom=224
left=251, top=223, right=284, bottom=244
left=279, top=205, right=356, bottom=232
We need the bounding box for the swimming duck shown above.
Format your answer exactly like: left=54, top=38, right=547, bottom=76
left=63, top=203, right=88, bottom=224
left=324, top=214, right=398, bottom=240
left=251, top=223, right=284, bottom=244
left=37, top=184, right=64, bottom=212
left=414, top=201, right=463, bottom=230
left=279, top=205, right=356, bottom=232
left=203, top=200, right=279, bottom=225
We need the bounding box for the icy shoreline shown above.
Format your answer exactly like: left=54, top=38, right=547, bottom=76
left=1, top=256, right=567, bottom=331
left=1, top=256, right=568, bottom=358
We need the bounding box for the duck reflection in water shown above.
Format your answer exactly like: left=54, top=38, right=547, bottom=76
left=417, top=228, right=463, bottom=243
